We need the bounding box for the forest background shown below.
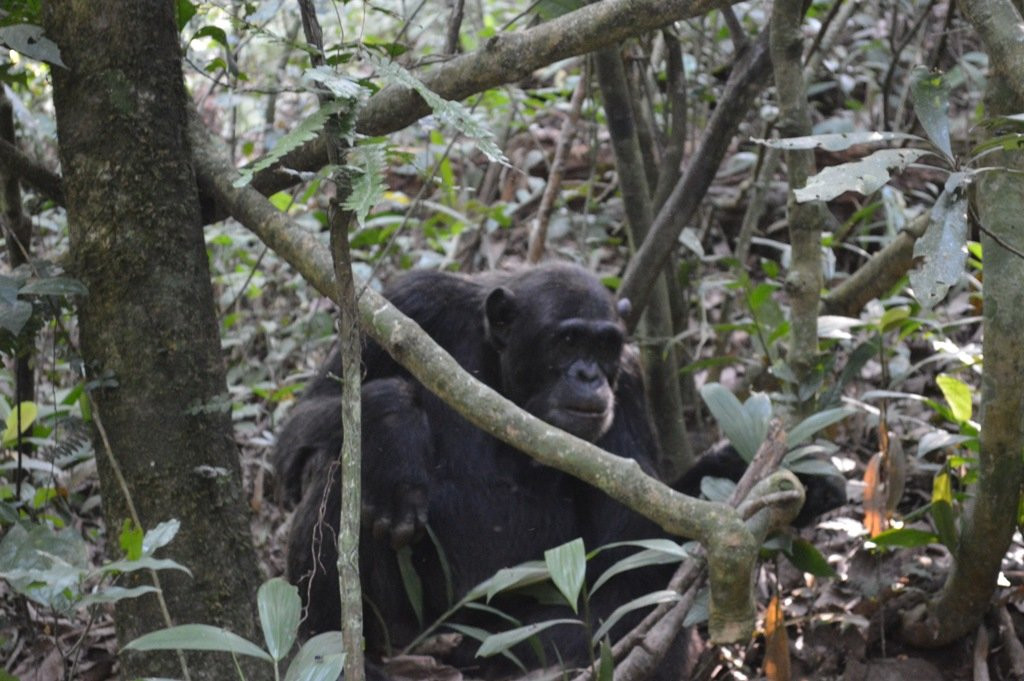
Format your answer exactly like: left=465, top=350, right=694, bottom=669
left=1, top=0, right=1024, bottom=679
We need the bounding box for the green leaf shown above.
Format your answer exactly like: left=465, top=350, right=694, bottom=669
left=79, top=585, right=159, bottom=607
left=910, top=174, right=969, bottom=309
left=284, top=632, right=345, bottom=681
left=2, top=401, right=36, bottom=446
left=477, top=619, right=582, bottom=658
left=366, top=53, right=508, bottom=164
left=787, top=407, right=854, bottom=446
left=194, top=25, right=229, bottom=49
left=19, top=277, right=88, bottom=297
left=591, top=591, right=680, bottom=644
left=793, top=148, right=930, bottom=203
left=258, top=578, right=301, bottom=662
left=754, top=131, right=921, bottom=151
left=870, top=528, right=939, bottom=549
left=544, top=538, right=585, bottom=613
left=0, top=24, right=65, bottom=67
left=0, top=299, right=32, bottom=335
left=784, top=538, right=837, bottom=578
left=176, top=0, right=198, bottom=30
left=935, top=374, right=972, bottom=423
left=234, top=99, right=355, bottom=188
left=142, top=519, right=181, bottom=556
left=699, top=476, right=735, bottom=502
left=910, top=67, right=953, bottom=160
left=119, top=520, right=144, bottom=561
left=464, top=562, right=550, bottom=603
left=699, top=383, right=768, bottom=460
left=397, top=545, right=424, bottom=626
left=344, top=142, right=388, bottom=228
left=597, top=638, right=615, bottom=681
left=124, top=624, right=273, bottom=662
left=591, top=548, right=685, bottom=595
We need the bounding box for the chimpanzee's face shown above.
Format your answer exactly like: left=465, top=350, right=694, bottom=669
left=483, top=270, right=627, bottom=442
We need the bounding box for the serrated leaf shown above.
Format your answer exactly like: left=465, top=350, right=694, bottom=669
left=235, top=99, right=354, bottom=188
left=544, top=538, right=585, bottom=613
left=344, top=142, right=387, bottom=228
left=910, top=175, right=969, bottom=309
left=284, top=632, right=345, bottom=681
left=258, top=578, right=301, bottom=662
left=366, top=53, right=507, bottom=164
left=753, top=131, right=920, bottom=151
left=936, top=374, right=972, bottom=423
left=124, top=624, right=272, bottom=661
left=304, top=66, right=367, bottom=100
left=0, top=25, right=65, bottom=67
left=910, top=67, right=953, bottom=160
left=477, top=619, right=582, bottom=658
left=794, top=148, right=930, bottom=202
left=591, top=591, right=680, bottom=644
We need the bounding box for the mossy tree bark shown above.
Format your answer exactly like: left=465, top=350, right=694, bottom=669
left=43, top=2, right=262, bottom=678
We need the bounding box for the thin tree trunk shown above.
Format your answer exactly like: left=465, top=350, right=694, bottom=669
left=43, top=3, right=262, bottom=678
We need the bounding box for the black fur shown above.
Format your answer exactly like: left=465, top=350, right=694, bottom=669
left=275, top=263, right=844, bottom=678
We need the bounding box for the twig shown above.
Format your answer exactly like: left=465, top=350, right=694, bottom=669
left=527, top=76, right=587, bottom=263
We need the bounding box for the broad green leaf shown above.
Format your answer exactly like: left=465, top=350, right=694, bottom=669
left=869, top=528, right=939, bottom=549
left=99, top=557, right=190, bottom=576
left=784, top=538, right=837, bottom=577
left=917, top=431, right=974, bottom=458
left=3, top=401, right=36, bottom=446
left=0, top=25, right=65, bottom=67
left=477, top=619, right=581, bottom=658
left=142, top=520, right=181, bottom=556
left=19, top=277, right=88, bottom=297
left=447, top=623, right=527, bottom=671
left=0, top=299, right=32, bottom=335
left=258, top=578, right=301, bottom=662
left=79, top=585, right=159, bottom=607
left=544, top=538, right=585, bottom=613
left=285, top=632, right=345, bottom=681
left=910, top=67, right=953, bottom=160
left=932, top=472, right=957, bottom=549
left=699, top=476, right=735, bottom=502
left=397, top=545, right=424, bottom=626
left=935, top=374, right=972, bottom=423
left=124, top=624, right=272, bottom=662
left=464, top=562, right=550, bottom=603
left=591, top=548, right=685, bottom=595
left=788, top=407, right=854, bottom=446
left=794, top=148, right=930, bottom=203
left=119, top=520, right=145, bottom=561
left=753, top=131, right=920, bottom=151
left=699, top=383, right=767, bottom=461
left=910, top=175, right=969, bottom=309
left=591, top=591, right=680, bottom=644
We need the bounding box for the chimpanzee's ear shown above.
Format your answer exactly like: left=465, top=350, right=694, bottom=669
left=484, top=286, right=517, bottom=350
left=616, top=297, right=632, bottom=320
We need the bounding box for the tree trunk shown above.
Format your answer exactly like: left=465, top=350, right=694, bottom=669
left=43, top=2, right=262, bottom=678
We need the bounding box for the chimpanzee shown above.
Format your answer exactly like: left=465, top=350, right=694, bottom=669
left=275, top=263, right=844, bottom=678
